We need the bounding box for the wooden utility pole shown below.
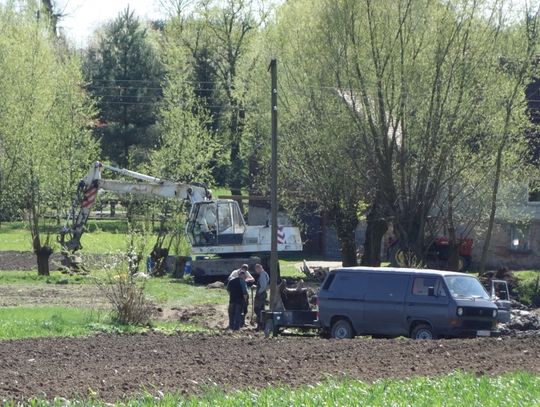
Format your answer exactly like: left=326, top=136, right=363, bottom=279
left=269, top=59, right=279, bottom=311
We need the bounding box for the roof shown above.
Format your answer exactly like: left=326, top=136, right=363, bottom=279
left=333, top=266, right=471, bottom=278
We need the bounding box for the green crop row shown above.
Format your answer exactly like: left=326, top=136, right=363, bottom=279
left=4, top=372, right=539, bottom=406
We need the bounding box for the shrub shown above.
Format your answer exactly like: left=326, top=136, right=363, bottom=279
left=514, top=271, right=540, bottom=307
left=97, top=269, right=154, bottom=326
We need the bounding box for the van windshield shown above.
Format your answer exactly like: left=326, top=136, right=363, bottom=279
left=444, top=276, right=489, bottom=300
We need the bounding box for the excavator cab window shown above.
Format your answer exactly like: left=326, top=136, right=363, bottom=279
left=188, top=200, right=246, bottom=246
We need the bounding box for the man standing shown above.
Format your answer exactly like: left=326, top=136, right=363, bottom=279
left=228, top=264, right=255, bottom=327
left=253, top=263, right=270, bottom=330
left=227, top=270, right=248, bottom=330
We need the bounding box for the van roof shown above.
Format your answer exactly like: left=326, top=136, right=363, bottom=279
left=332, top=266, right=470, bottom=277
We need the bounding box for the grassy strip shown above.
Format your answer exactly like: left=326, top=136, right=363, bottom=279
left=0, top=307, right=107, bottom=340
left=5, top=372, right=539, bottom=406
left=0, top=271, right=228, bottom=307
left=144, top=278, right=227, bottom=307
left=0, top=221, right=129, bottom=252
left=0, top=306, right=212, bottom=340
left=0, top=271, right=99, bottom=284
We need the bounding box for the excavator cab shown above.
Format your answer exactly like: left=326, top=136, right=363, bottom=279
left=187, top=200, right=246, bottom=247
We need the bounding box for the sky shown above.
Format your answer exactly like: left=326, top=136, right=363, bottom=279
left=28, top=0, right=540, bottom=47
left=56, top=0, right=165, bottom=46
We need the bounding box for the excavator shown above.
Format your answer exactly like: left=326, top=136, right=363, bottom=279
left=58, top=161, right=303, bottom=280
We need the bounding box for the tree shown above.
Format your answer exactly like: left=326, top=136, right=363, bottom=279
left=478, top=9, right=540, bottom=273
left=0, top=1, right=98, bottom=275
left=246, top=0, right=536, bottom=268
left=243, top=0, right=369, bottom=266
left=84, top=7, right=163, bottom=167
left=164, top=0, right=268, bottom=201
left=152, top=15, right=218, bottom=184
left=312, top=0, right=536, bottom=267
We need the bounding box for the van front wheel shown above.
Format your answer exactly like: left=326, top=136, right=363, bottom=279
left=411, top=324, right=434, bottom=340
left=331, top=319, right=354, bottom=339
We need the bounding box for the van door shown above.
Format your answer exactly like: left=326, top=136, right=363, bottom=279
left=363, top=273, right=408, bottom=335
left=406, top=276, right=449, bottom=334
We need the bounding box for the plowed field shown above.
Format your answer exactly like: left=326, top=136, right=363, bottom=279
left=1, top=333, right=539, bottom=402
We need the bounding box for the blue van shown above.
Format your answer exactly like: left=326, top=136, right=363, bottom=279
left=317, top=267, right=499, bottom=339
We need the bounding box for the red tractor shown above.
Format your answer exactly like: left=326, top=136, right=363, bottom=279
left=389, top=236, right=473, bottom=272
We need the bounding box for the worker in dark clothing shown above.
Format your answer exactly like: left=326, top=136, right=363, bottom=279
left=227, top=270, right=248, bottom=330
left=253, top=263, right=269, bottom=330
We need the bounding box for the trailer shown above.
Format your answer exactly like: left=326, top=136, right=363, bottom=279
left=262, top=309, right=319, bottom=337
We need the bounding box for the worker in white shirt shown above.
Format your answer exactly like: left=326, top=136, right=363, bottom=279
left=227, top=264, right=255, bottom=284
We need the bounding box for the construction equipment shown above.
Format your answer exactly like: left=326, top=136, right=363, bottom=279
left=58, top=161, right=303, bottom=280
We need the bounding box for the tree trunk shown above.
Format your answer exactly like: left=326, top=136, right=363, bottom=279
left=339, top=231, right=358, bottom=267
left=479, top=140, right=504, bottom=275
left=447, top=241, right=461, bottom=271
left=334, top=208, right=359, bottom=267
left=361, top=200, right=388, bottom=267
left=446, top=182, right=461, bottom=272
left=36, top=245, right=53, bottom=276
left=361, top=219, right=387, bottom=266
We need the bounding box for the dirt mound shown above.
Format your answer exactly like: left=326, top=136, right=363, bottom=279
left=0, top=333, right=539, bottom=402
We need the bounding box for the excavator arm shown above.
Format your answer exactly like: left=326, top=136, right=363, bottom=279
left=58, top=161, right=211, bottom=252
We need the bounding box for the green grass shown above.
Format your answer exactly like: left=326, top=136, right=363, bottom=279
left=0, top=305, right=212, bottom=340
left=0, top=220, right=151, bottom=253
left=514, top=270, right=540, bottom=282
left=0, top=306, right=107, bottom=340
left=279, top=258, right=306, bottom=279
left=150, top=321, right=214, bottom=335
left=144, top=277, right=227, bottom=307
left=0, top=270, right=100, bottom=284
left=6, top=372, right=539, bottom=406
left=514, top=270, right=540, bottom=306
left=0, top=269, right=228, bottom=307
left=0, top=222, right=33, bottom=251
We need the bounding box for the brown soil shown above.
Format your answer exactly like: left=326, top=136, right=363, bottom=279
left=0, top=333, right=539, bottom=402
left=0, top=284, right=109, bottom=308
left=0, top=251, right=118, bottom=271
left=156, top=304, right=230, bottom=330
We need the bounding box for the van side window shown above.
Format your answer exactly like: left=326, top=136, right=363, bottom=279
left=328, top=272, right=368, bottom=298
left=412, top=277, right=437, bottom=296
left=322, top=273, right=336, bottom=290
left=366, top=274, right=408, bottom=300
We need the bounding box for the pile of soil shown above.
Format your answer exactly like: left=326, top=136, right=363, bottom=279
left=0, top=333, right=539, bottom=402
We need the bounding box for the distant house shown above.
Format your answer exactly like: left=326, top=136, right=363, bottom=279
left=471, top=183, right=540, bottom=270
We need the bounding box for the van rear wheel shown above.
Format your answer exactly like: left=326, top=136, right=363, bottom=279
left=331, top=319, right=354, bottom=339
left=411, top=324, right=434, bottom=340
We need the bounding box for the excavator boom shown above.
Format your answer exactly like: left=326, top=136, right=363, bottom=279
left=59, top=161, right=210, bottom=252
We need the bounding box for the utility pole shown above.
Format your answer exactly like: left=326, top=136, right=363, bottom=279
left=268, top=59, right=279, bottom=312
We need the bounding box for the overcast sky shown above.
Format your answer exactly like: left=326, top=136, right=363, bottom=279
left=56, top=0, right=164, bottom=46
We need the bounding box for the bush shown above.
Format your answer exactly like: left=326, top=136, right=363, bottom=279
left=514, top=272, right=540, bottom=307
left=97, top=270, right=154, bottom=326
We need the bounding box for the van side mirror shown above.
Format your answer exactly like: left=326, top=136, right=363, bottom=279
left=428, top=286, right=435, bottom=297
